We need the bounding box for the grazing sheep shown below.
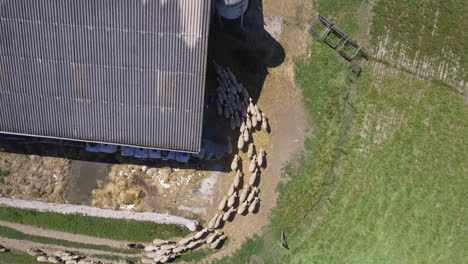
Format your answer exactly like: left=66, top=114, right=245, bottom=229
left=172, top=246, right=185, bottom=254
left=206, top=232, right=221, bottom=244
left=0, top=245, right=9, bottom=253
left=234, top=111, right=241, bottom=127
left=249, top=155, right=257, bottom=172
left=36, top=256, right=48, bottom=262
left=231, top=154, right=239, bottom=171
left=247, top=187, right=258, bottom=203
left=194, top=228, right=209, bottom=240
left=222, top=208, right=233, bottom=221
left=243, top=129, right=250, bottom=142
left=227, top=192, right=237, bottom=208
left=262, top=113, right=269, bottom=131
left=240, top=121, right=246, bottom=133
left=178, top=236, right=193, bottom=246
left=27, top=248, right=45, bottom=257
left=147, top=252, right=163, bottom=258
left=144, top=245, right=158, bottom=252
left=210, top=235, right=227, bottom=249
left=48, top=256, right=61, bottom=263
left=160, top=244, right=176, bottom=250
left=247, top=143, right=255, bottom=159
left=257, top=149, right=264, bottom=167
left=213, top=214, right=223, bottom=229
left=216, top=100, right=223, bottom=116
left=249, top=169, right=259, bottom=186
left=208, top=213, right=219, bottom=229
left=248, top=197, right=259, bottom=213
left=227, top=183, right=236, bottom=196
left=240, top=185, right=251, bottom=203
left=223, top=104, right=230, bottom=119
left=248, top=98, right=254, bottom=114
left=252, top=114, right=258, bottom=128
left=226, top=136, right=232, bottom=155
left=187, top=240, right=202, bottom=250
left=230, top=116, right=236, bottom=130
left=233, top=170, right=242, bottom=189
left=237, top=201, right=249, bottom=215
left=255, top=106, right=262, bottom=121
left=218, top=196, right=228, bottom=211
left=65, top=260, right=78, bottom=264
left=152, top=239, right=168, bottom=246
left=246, top=115, right=252, bottom=129
left=237, top=134, right=245, bottom=150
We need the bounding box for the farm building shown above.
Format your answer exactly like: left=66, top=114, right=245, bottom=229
left=0, top=0, right=211, bottom=154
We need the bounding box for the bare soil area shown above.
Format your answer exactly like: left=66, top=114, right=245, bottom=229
left=0, top=153, right=70, bottom=203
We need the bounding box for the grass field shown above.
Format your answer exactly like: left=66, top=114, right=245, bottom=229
left=0, top=251, right=41, bottom=264
left=0, top=225, right=137, bottom=254
left=0, top=207, right=190, bottom=242
left=214, top=0, right=467, bottom=263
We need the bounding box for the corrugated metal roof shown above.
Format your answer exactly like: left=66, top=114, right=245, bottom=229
left=0, top=0, right=210, bottom=153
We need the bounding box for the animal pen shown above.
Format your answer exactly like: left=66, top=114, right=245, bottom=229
left=309, top=15, right=361, bottom=60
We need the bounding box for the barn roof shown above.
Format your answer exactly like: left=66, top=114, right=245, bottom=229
left=0, top=0, right=210, bottom=153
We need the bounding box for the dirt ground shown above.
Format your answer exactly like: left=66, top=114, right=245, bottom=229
left=0, top=153, right=70, bottom=203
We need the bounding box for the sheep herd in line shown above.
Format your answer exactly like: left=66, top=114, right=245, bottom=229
left=25, top=248, right=104, bottom=264
left=139, top=63, right=270, bottom=264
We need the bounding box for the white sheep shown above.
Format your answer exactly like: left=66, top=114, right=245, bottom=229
left=233, top=170, right=242, bottom=189
left=227, top=183, right=236, bottom=197
left=248, top=197, right=259, bottom=213
left=226, top=136, right=232, bottom=155
left=237, top=201, right=249, bottom=215
left=249, top=155, right=257, bottom=172
left=178, top=236, right=193, bottom=246
left=248, top=98, right=254, bottom=114
left=243, top=129, right=250, bottom=142
left=230, top=154, right=239, bottom=171
left=210, top=235, right=227, bottom=249
left=218, top=196, right=228, bottom=211
left=208, top=213, right=219, bottom=229
left=246, top=115, right=252, bottom=129
left=237, top=134, right=245, bottom=150
left=262, top=113, right=269, bottom=131
left=239, top=185, right=251, bottom=203
left=257, top=149, right=264, bottom=167
left=213, top=214, right=223, bottom=229
left=144, top=245, right=158, bottom=252
left=230, top=116, right=236, bottom=130
left=227, top=192, right=237, bottom=208
left=247, top=187, right=258, bottom=203
left=247, top=143, right=255, bottom=159
left=255, top=106, right=262, bottom=121
left=249, top=169, right=259, bottom=186
left=252, top=114, right=258, bottom=128
left=206, top=231, right=222, bottom=244
left=222, top=207, right=234, bottom=221
left=240, top=121, right=246, bottom=133
left=140, top=258, right=153, bottom=264
left=194, top=228, right=208, bottom=240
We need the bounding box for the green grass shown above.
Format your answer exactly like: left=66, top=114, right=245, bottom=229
left=0, top=169, right=10, bottom=184
left=0, top=251, right=43, bottom=264
left=0, top=225, right=136, bottom=254
left=371, top=0, right=467, bottom=84
left=288, top=66, right=467, bottom=263
left=0, top=207, right=190, bottom=242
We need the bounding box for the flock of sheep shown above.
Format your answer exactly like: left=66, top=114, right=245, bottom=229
left=140, top=63, right=270, bottom=264
left=26, top=248, right=105, bottom=264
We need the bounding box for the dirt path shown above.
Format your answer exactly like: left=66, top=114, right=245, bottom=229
left=0, top=237, right=142, bottom=263
left=0, top=220, right=134, bottom=249
left=202, top=1, right=312, bottom=261
left=0, top=197, right=198, bottom=231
